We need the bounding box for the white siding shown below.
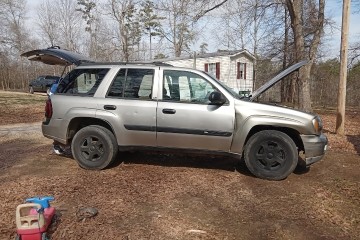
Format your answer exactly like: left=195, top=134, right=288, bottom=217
left=164, top=53, right=254, bottom=93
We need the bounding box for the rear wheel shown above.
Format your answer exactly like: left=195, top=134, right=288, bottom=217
left=29, top=86, right=34, bottom=94
left=244, top=130, right=298, bottom=180
left=71, top=125, right=118, bottom=170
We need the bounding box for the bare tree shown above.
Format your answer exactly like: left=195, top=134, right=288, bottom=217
left=37, top=0, right=59, bottom=46
left=106, top=0, right=141, bottom=61
left=0, top=0, right=29, bottom=89
left=156, top=0, right=197, bottom=57
left=286, top=0, right=325, bottom=111
left=193, top=0, right=229, bottom=21
left=199, top=42, right=208, bottom=54
left=56, top=0, right=83, bottom=51
left=36, top=0, right=83, bottom=51
left=214, top=0, right=251, bottom=50
left=0, top=0, right=28, bottom=54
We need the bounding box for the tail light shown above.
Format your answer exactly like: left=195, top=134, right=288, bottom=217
left=45, top=98, right=53, bottom=118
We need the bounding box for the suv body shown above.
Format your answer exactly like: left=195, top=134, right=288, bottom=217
left=22, top=48, right=327, bottom=180
left=29, top=75, right=61, bottom=94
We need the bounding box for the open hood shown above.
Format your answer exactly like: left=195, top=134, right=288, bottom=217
left=249, top=60, right=308, bottom=101
left=21, top=47, right=93, bottom=66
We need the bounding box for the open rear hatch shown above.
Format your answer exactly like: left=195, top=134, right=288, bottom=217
left=21, top=47, right=94, bottom=66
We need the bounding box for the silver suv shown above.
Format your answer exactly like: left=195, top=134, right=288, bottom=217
left=22, top=48, right=327, bottom=180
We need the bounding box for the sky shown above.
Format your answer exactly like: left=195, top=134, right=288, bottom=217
left=323, top=0, right=360, bottom=59
left=27, top=0, right=360, bottom=60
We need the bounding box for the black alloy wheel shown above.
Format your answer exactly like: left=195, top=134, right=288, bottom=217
left=244, top=130, right=298, bottom=180
left=71, top=125, right=118, bottom=170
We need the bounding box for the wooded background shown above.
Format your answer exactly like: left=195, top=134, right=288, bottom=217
left=0, top=0, right=359, bottom=110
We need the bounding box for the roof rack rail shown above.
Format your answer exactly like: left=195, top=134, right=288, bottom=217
left=79, top=61, right=173, bottom=67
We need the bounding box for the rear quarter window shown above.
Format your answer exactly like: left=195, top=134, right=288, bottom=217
left=56, top=68, right=109, bottom=96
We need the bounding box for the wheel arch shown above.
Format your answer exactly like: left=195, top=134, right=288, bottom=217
left=231, top=118, right=305, bottom=154
left=67, top=117, right=115, bottom=143
left=244, top=125, right=304, bottom=152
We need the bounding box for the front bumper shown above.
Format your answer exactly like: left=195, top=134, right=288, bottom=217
left=300, top=133, right=328, bottom=166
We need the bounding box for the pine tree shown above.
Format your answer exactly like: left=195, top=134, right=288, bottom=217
left=139, top=0, right=163, bottom=59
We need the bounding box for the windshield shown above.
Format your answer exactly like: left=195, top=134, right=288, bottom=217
left=203, top=72, right=242, bottom=100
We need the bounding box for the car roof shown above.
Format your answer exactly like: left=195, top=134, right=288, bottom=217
left=79, top=61, right=173, bottom=67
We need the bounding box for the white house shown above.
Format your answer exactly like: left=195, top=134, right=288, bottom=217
left=157, top=49, right=255, bottom=94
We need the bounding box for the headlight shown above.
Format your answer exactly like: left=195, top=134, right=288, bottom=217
left=312, top=116, right=323, bottom=133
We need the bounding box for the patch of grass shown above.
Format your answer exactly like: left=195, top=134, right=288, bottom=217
left=0, top=92, right=47, bottom=106
left=0, top=91, right=46, bottom=125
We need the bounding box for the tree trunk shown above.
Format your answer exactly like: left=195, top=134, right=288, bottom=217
left=175, top=44, right=181, bottom=57
left=298, top=64, right=312, bottom=110
left=281, top=7, right=289, bottom=103
left=286, top=0, right=325, bottom=112
left=336, top=0, right=351, bottom=135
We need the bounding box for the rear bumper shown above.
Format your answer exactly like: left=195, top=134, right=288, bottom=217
left=300, top=133, right=328, bottom=166
left=42, top=119, right=67, bottom=145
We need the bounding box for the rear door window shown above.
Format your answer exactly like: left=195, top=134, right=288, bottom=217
left=107, top=68, right=154, bottom=100
left=56, top=68, right=109, bottom=96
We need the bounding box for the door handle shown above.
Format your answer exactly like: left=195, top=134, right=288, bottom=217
left=104, top=105, right=116, bottom=110
left=162, top=108, right=176, bottom=114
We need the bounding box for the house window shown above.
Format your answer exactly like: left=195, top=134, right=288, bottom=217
left=204, top=62, right=220, bottom=79
left=208, top=63, right=216, bottom=77
left=237, top=62, right=247, bottom=80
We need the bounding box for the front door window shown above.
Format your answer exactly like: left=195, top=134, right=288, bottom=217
left=163, top=70, right=217, bottom=104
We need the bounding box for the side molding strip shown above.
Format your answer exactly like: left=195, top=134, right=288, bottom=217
left=124, top=125, right=232, bottom=137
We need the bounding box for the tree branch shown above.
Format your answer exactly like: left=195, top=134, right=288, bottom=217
left=193, top=0, right=228, bottom=21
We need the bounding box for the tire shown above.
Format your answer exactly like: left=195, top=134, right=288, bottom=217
left=71, top=125, right=118, bottom=170
left=29, top=86, right=34, bottom=94
left=244, top=130, right=298, bottom=180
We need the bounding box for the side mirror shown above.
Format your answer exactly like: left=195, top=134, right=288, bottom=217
left=209, top=91, right=226, bottom=105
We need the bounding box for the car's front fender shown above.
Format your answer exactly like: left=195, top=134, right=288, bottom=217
left=230, top=115, right=306, bottom=154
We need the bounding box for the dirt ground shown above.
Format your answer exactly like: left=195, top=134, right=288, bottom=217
left=0, top=91, right=46, bottom=125
left=0, top=91, right=359, bottom=240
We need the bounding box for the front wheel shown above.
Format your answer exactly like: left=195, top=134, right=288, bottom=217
left=244, top=130, right=298, bottom=180
left=71, top=125, right=118, bottom=170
